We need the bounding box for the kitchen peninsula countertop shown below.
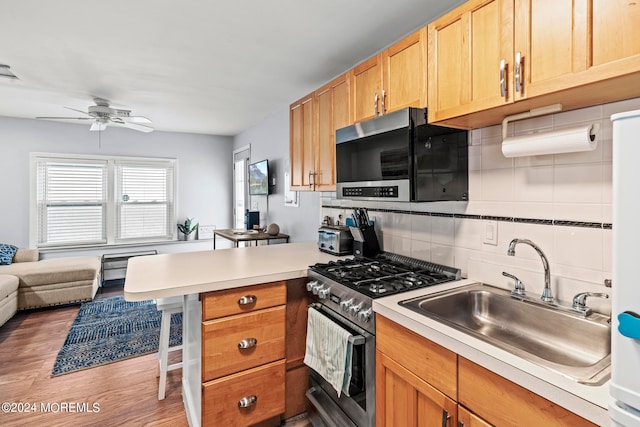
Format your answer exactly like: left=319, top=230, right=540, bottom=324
left=124, top=241, right=339, bottom=301
left=373, top=279, right=610, bottom=426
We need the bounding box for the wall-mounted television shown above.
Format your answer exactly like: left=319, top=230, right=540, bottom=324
left=248, top=159, right=269, bottom=195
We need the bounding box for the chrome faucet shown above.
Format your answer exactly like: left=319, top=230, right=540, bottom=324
left=507, top=238, right=553, bottom=303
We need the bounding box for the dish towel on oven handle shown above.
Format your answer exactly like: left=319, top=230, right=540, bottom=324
left=303, top=307, right=354, bottom=397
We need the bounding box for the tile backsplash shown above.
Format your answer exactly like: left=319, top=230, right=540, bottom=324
left=321, top=98, right=640, bottom=314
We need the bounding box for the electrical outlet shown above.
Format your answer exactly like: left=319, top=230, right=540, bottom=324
left=483, top=220, right=498, bottom=246
left=251, top=200, right=258, bottom=211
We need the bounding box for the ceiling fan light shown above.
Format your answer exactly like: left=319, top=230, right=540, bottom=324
left=0, top=64, right=18, bottom=80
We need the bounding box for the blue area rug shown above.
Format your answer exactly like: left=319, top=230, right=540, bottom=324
left=52, top=296, right=182, bottom=376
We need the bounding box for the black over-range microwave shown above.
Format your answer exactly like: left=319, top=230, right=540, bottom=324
left=335, top=107, right=468, bottom=202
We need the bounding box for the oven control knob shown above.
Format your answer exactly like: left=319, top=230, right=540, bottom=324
left=340, top=298, right=354, bottom=312
left=358, top=308, right=373, bottom=323
left=318, top=287, right=331, bottom=300
left=312, top=284, right=324, bottom=295
left=306, top=281, right=318, bottom=292
left=349, top=302, right=363, bottom=317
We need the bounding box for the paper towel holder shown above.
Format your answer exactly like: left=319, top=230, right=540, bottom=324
left=502, top=104, right=563, bottom=140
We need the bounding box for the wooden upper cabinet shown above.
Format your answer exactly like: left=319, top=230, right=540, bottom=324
left=289, top=73, right=350, bottom=192
left=428, top=0, right=514, bottom=123
left=429, top=0, right=640, bottom=127
left=352, top=27, right=428, bottom=124
left=515, top=0, right=640, bottom=99
left=314, top=73, right=350, bottom=191
left=351, top=55, right=383, bottom=123
left=289, top=94, right=314, bottom=190
left=383, top=27, right=428, bottom=114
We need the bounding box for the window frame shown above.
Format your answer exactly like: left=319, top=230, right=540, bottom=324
left=30, top=152, right=177, bottom=249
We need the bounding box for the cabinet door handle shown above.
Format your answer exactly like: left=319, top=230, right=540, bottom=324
left=238, top=295, right=257, bottom=305
left=238, top=338, right=258, bottom=349
left=457, top=422, right=464, bottom=427
left=499, top=59, right=507, bottom=98
left=441, top=409, right=450, bottom=427
left=374, top=92, right=379, bottom=116
left=238, top=395, right=257, bottom=408
left=381, top=89, right=386, bottom=115
left=515, top=51, right=522, bottom=93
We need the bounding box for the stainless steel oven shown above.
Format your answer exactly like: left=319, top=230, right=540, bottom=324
left=305, top=253, right=461, bottom=427
left=305, top=303, right=375, bottom=427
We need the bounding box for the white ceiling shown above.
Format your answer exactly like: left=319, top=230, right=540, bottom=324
left=0, top=0, right=464, bottom=136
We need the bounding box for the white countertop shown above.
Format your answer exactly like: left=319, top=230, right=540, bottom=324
left=123, top=242, right=341, bottom=301
left=372, top=279, right=610, bottom=426
left=125, top=244, right=609, bottom=425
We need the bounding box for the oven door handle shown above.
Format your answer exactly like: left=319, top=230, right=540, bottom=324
left=308, top=304, right=368, bottom=346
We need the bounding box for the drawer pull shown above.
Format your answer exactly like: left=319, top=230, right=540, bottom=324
left=238, top=295, right=257, bottom=305
left=238, top=338, right=258, bottom=349
left=238, top=395, right=257, bottom=408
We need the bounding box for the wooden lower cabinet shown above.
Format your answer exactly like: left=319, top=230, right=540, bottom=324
left=202, top=360, right=285, bottom=427
left=458, top=357, right=597, bottom=427
left=376, top=315, right=598, bottom=427
left=201, top=279, right=312, bottom=426
left=458, top=406, right=491, bottom=427
left=376, top=350, right=457, bottom=427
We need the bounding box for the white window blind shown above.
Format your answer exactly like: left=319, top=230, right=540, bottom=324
left=36, top=159, right=107, bottom=246
left=115, top=162, right=175, bottom=242
left=32, top=154, right=176, bottom=248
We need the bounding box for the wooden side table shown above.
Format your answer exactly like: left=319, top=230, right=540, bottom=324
left=213, top=229, right=290, bottom=249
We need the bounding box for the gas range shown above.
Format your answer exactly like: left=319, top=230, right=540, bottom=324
left=307, top=252, right=461, bottom=334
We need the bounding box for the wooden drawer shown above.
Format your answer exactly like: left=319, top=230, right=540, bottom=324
left=375, top=314, right=457, bottom=399
left=202, top=359, right=285, bottom=427
left=202, top=281, right=286, bottom=320
left=458, top=357, right=597, bottom=427
left=202, top=306, right=285, bottom=381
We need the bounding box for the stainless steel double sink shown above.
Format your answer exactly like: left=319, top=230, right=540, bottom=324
left=399, top=282, right=611, bottom=385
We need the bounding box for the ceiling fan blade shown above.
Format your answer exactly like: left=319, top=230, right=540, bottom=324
left=90, top=122, right=107, bottom=132
left=113, top=109, right=152, bottom=124
left=36, top=116, right=93, bottom=120
left=109, top=119, right=154, bottom=133
left=64, top=107, right=91, bottom=116
left=124, top=115, right=152, bottom=124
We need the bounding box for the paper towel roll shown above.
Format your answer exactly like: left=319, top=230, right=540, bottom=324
left=502, top=124, right=598, bottom=158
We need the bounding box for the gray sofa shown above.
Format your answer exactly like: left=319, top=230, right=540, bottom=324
left=0, top=249, right=100, bottom=316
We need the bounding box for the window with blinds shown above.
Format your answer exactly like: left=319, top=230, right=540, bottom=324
left=115, top=162, right=175, bottom=242
left=32, top=154, right=176, bottom=248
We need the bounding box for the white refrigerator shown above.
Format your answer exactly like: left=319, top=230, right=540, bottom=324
left=610, top=109, right=640, bottom=426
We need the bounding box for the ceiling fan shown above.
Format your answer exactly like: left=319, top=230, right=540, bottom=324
left=36, top=97, right=154, bottom=133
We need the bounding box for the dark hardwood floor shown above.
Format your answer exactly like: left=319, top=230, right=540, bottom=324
left=0, top=283, right=188, bottom=427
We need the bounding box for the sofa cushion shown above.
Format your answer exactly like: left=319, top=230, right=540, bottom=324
left=0, top=275, right=19, bottom=299
left=0, top=275, right=19, bottom=327
left=0, top=244, right=18, bottom=265
left=13, top=249, right=39, bottom=263
left=0, top=256, right=100, bottom=288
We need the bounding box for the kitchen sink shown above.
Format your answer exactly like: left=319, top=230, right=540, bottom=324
left=399, top=283, right=611, bottom=384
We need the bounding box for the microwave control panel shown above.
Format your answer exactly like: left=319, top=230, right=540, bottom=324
left=342, top=186, right=398, bottom=198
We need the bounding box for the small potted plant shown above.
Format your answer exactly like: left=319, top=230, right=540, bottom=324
left=177, top=217, right=199, bottom=241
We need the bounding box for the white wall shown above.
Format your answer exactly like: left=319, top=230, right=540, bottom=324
left=233, top=107, right=321, bottom=243
left=0, top=116, right=233, bottom=254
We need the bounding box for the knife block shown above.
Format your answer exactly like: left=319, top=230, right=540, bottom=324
left=353, top=225, right=380, bottom=258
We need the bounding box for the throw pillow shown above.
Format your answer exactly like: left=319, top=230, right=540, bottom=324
left=0, top=244, right=18, bottom=265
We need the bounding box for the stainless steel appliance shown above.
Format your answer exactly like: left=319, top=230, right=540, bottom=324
left=318, top=225, right=353, bottom=256
left=335, top=107, right=469, bottom=202
left=305, top=253, right=461, bottom=427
